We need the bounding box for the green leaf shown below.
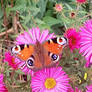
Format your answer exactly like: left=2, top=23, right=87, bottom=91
left=37, top=0, right=48, bottom=18
left=11, top=5, right=26, bottom=12
left=24, top=14, right=31, bottom=25
left=65, top=3, right=73, bottom=10
left=28, top=6, right=40, bottom=16
left=27, top=75, right=31, bottom=81
left=43, top=16, right=61, bottom=26
left=35, top=18, right=45, bottom=24
left=79, top=10, right=87, bottom=14
left=10, top=0, right=27, bottom=12
left=15, top=69, right=25, bottom=75
left=0, top=4, right=3, bottom=19
left=38, top=24, right=51, bottom=30
left=45, top=10, right=53, bottom=16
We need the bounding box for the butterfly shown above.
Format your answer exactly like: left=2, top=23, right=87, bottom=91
left=11, top=37, right=67, bottom=71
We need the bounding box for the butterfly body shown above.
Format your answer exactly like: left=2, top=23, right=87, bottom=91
left=11, top=37, right=67, bottom=71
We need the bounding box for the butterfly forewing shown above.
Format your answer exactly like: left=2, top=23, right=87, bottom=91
left=11, top=44, right=34, bottom=61
left=43, top=37, right=67, bottom=55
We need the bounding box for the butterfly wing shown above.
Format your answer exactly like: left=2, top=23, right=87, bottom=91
left=43, top=37, right=67, bottom=54
left=11, top=44, right=34, bottom=61
left=43, top=37, right=67, bottom=66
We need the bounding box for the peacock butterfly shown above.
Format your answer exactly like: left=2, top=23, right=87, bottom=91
left=11, top=37, right=67, bottom=71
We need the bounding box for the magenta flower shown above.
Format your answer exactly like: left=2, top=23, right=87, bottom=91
left=64, top=28, right=81, bottom=52
left=76, top=0, right=87, bottom=4
left=31, top=67, right=70, bottom=92
left=15, top=27, right=54, bottom=45
left=0, top=74, right=8, bottom=92
left=79, top=19, right=92, bottom=67
left=86, top=84, right=92, bottom=92
left=68, top=87, right=74, bottom=92
left=4, top=51, right=18, bottom=70
left=4, top=27, right=54, bottom=75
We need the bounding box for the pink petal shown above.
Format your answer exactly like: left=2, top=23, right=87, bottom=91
left=40, top=30, right=49, bottom=43
left=0, top=74, right=3, bottom=83
left=46, top=33, right=54, bottom=40
left=34, top=27, right=40, bottom=42
left=24, top=31, right=34, bottom=44
left=16, top=35, right=29, bottom=44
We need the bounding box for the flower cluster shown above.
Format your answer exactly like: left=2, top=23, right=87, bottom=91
left=4, top=27, right=73, bottom=92
left=4, top=27, right=54, bottom=75
left=4, top=19, right=92, bottom=91
left=1, top=0, right=92, bottom=91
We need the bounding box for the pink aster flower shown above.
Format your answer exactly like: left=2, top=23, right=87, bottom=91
left=15, top=27, right=54, bottom=44
left=76, top=0, right=87, bottom=4
left=79, top=19, right=92, bottom=67
left=31, top=67, right=70, bottom=92
left=86, top=84, right=92, bottom=92
left=4, top=27, right=54, bottom=75
left=4, top=51, right=18, bottom=70
left=0, top=74, right=8, bottom=92
left=64, top=28, right=81, bottom=52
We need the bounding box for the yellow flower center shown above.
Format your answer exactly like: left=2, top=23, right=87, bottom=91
left=44, top=78, right=56, bottom=89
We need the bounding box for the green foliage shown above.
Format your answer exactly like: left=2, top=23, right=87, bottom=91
left=0, top=0, right=92, bottom=92
left=43, top=16, right=61, bottom=26
left=0, top=0, right=91, bottom=32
